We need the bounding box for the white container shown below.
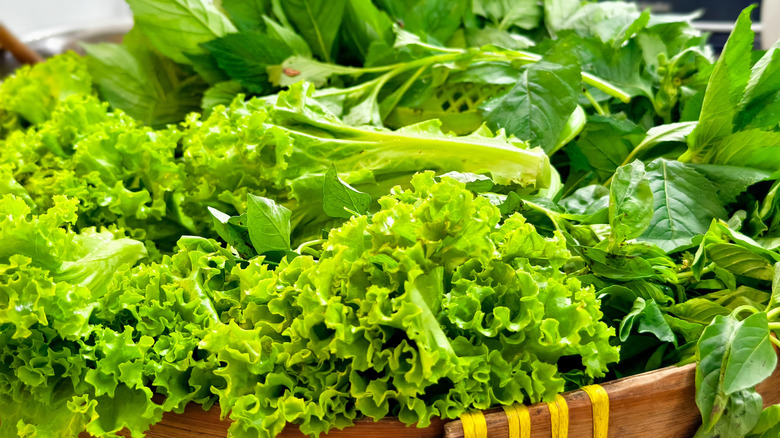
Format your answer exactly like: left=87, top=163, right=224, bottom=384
left=0, top=0, right=130, bottom=37
left=763, top=0, right=780, bottom=49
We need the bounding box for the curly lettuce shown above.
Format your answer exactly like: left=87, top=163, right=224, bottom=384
left=200, top=173, right=617, bottom=437
left=1, top=61, right=553, bottom=252
left=181, top=82, right=554, bottom=241
left=0, top=195, right=150, bottom=437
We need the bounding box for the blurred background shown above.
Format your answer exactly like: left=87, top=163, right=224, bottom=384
left=0, top=0, right=130, bottom=36
left=633, top=0, right=765, bottom=50
left=0, top=0, right=775, bottom=51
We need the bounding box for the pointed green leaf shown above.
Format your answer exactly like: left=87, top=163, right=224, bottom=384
left=246, top=194, right=292, bottom=253
left=280, top=0, right=348, bottom=62
left=695, top=313, right=776, bottom=433
left=203, top=31, right=294, bottom=94
left=483, top=56, right=580, bottom=153
left=208, top=207, right=257, bottom=259
left=638, top=159, right=728, bottom=252
left=322, top=167, right=371, bottom=218
left=609, top=160, right=653, bottom=244
left=126, top=0, right=236, bottom=64
left=685, top=6, right=755, bottom=159
left=706, top=243, right=774, bottom=281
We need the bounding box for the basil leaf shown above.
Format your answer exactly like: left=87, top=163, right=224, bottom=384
left=685, top=6, right=755, bottom=159
left=322, top=167, right=372, bottom=218
left=619, top=296, right=677, bottom=345
left=609, top=160, right=653, bottom=245
left=482, top=56, right=581, bottom=153
left=638, top=159, right=728, bottom=253
left=706, top=243, right=775, bottom=281
left=472, top=0, right=542, bottom=31
left=85, top=32, right=208, bottom=127
left=280, top=0, right=348, bottom=62
left=572, top=116, right=644, bottom=180
left=695, top=312, right=776, bottom=434
left=246, top=194, right=292, bottom=254
left=747, top=405, right=780, bottom=438
left=209, top=207, right=257, bottom=259
left=203, top=31, right=294, bottom=94
left=126, top=0, right=236, bottom=65
left=220, top=0, right=271, bottom=31
left=688, top=164, right=771, bottom=205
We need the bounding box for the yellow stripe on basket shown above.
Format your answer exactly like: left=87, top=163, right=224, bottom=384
left=502, top=404, right=531, bottom=438
left=460, top=410, right=488, bottom=438
left=547, top=394, right=569, bottom=438
left=581, top=385, right=609, bottom=438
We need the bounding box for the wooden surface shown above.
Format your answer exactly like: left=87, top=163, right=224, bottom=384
left=445, top=359, right=780, bottom=438
left=77, top=405, right=446, bottom=438
left=0, top=24, right=43, bottom=64
left=74, top=352, right=780, bottom=438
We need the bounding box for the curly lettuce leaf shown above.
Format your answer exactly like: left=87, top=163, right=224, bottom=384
left=0, top=53, right=93, bottom=127
left=199, top=173, right=618, bottom=437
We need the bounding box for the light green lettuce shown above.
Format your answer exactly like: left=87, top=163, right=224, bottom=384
left=200, top=173, right=618, bottom=437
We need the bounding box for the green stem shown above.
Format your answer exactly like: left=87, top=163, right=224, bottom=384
left=522, top=200, right=565, bottom=233
left=767, top=307, right=780, bottom=321
left=675, top=265, right=712, bottom=282
left=380, top=65, right=429, bottom=119
left=770, top=334, right=780, bottom=350
left=583, top=90, right=606, bottom=116
left=490, top=49, right=631, bottom=103
left=313, top=76, right=386, bottom=98
left=314, top=52, right=468, bottom=100
left=582, top=72, right=632, bottom=104
left=618, top=122, right=688, bottom=169
left=731, top=305, right=759, bottom=319
left=312, top=48, right=632, bottom=107
left=295, top=239, right=326, bottom=255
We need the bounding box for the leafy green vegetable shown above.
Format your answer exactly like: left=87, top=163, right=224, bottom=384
left=609, top=160, right=653, bottom=246
left=219, top=0, right=271, bottom=31
left=322, top=167, right=372, bottom=218
left=0, top=175, right=619, bottom=438
left=619, top=297, right=676, bottom=344
left=0, top=52, right=93, bottom=126
left=203, top=173, right=617, bottom=436
left=246, top=194, right=293, bottom=254
left=209, top=207, right=257, bottom=259
left=181, top=83, right=554, bottom=241
left=5, top=2, right=780, bottom=437
left=747, top=405, right=780, bottom=438
left=125, top=0, right=236, bottom=64
left=473, top=0, right=542, bottom=31
left=570, top=116, right=644, bottom=180
left=280, top=0, right=347, bottom=62
left=639, top=159, right=727, bottom=252
left=203, top=31, right=295, bottom=95
left=86, top=30, right=208, bottom=127
left=482, top=55, right=581, bottom=153
left=694, top=312, right=776, bottom=437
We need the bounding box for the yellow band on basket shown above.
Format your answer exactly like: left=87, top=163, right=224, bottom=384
left=502, top=404, right=531, bottom=438
left=460, top=410, right=488, bottom=438
left=581, top=385, right=609, bottom=438
left=547, top=394, right=569, bottom=438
